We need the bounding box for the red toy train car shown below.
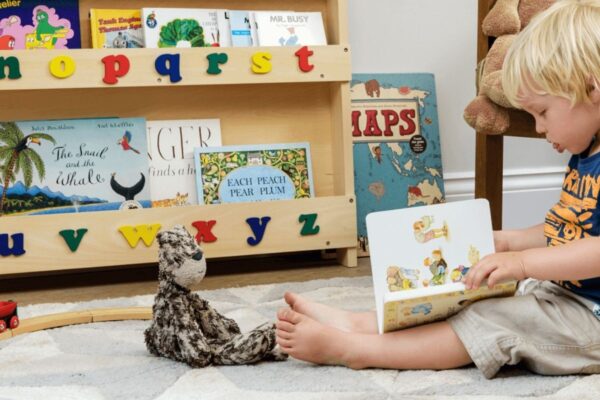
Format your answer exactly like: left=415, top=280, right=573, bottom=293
left=0, top=301, right=19, bottom=332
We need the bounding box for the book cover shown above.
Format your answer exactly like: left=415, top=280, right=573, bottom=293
left=351, top=73, right=446, bottom=255
left=147, top=119, right=222, bottom=208
left=194, top=142, right=314, bottom=205
left=0, top=118, right=151, bottom=216
left=141, top=8, right=228, bottom=48
left=90, top=9, right=143, bottom=49
left=0, top=0, right=81, bottom=49
left=253, top=11, right=327, bottom=46
left=366, top=199, right=517, bottom=334
left=228, top=10, right=254, bottom=47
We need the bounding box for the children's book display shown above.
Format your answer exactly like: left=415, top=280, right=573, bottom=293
left=366, top=199, right=517, bottom=334
left=351, top=73, right=446, bottom=255
left=228, top=10, right=254, bottom=47
left=147, top=119, right=222, bottom=207
left=0, top=118, right=151, bottom=216
left=141, top=8, right=230, bottom=48
left=253, top=11, right=327, bottom=46
left=194, top=143, right=314, bottom=205
left=90, top=9, right=143, bottom=49
left=0, top=0, right=81, bottom=49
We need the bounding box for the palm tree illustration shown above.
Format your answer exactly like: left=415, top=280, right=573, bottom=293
left=0, top=122, right=56, bottom=216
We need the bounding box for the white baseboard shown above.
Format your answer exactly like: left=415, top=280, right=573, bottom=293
left=443, top=167, right=565, bottom=229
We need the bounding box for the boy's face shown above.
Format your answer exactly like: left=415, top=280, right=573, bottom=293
left=520, top=87, right=600, bottom=155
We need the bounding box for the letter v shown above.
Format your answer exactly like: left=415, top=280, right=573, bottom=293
left=59, top=229, right=88, bottom=252
left=246, top=217, right=271, bottom=246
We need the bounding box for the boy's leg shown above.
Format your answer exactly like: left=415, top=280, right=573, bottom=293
left=284, top=292, right=378, bottom=334
left=276, top=308, right=472, bottom=370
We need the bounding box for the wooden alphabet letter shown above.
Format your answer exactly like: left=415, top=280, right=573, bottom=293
left=246, top=217, right=271, bottom=246
left=191, top=220, right=218, bottom=243
left=299, top=213, right=320, bottom=236
left=102, top=55, right=131, bottom=85
left=155, top=54, right=182, bottom=83
left=0, top=233, right=25, bottom=257
left=118, top=224, right=162, bottom=248
left=59, top=229, right=88, bottom=252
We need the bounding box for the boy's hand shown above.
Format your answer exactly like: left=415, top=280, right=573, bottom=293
left=464, top=251, right=527, bottom=290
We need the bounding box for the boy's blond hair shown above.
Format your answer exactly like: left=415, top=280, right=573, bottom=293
left=502, top=0, right=600, bottom=108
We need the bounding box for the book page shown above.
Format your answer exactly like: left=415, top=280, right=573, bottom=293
left=366, top=198, right=495, bottom=333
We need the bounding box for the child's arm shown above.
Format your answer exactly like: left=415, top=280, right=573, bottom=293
left=494, top=223, right=546, bottom=252
left=465, top=236, right=600, bottom=289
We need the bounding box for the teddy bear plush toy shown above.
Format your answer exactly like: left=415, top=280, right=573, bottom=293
left=463, top=0, right=555, bottom=135
left=144, top=225, right=287, bottom=367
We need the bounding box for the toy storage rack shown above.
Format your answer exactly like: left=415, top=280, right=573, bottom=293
left=0, top=0, right=357, bottom=276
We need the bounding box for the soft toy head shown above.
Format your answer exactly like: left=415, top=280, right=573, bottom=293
left=156, top=225, right=206, bottom=289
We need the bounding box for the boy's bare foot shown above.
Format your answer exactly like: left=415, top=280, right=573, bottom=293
left=284, top=292, right=377, bottom=333
left=276, top=308, right=364, bottom=368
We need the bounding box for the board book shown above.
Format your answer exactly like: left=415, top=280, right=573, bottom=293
left=253, top=11, right=326, bottom=46
left=194, top=142, right=314, bottom=205
left=0, top=0, right=81, bottom=49
left=0, top=118, right=151, bottom=216
left=351, top=73, right=446, bottom=255
left=141, top=8, right=230, bottom=48
left=90, top=9, right=143, bottom=49
left=146, top=119, right=221, bottom=208
left=366, top=199, right=517, bottom=334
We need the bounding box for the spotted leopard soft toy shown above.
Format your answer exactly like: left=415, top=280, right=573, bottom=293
left=144, top=225, right=287, bottom=367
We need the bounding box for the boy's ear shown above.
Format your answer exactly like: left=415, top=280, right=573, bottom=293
left=588, top=77, right=600, bottom=105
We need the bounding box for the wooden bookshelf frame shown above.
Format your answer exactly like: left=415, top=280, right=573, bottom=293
left=0, top=0, right=357, bottom=276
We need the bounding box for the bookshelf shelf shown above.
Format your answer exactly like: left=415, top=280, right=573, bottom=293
left=0, top=46, right=351, bottom=91
left=0, top=0, right=357, bottom=276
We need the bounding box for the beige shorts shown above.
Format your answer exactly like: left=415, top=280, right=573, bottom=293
left=448, top=280, right=600, bottom=378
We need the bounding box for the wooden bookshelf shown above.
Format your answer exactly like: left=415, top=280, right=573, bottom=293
left=0, top=0, right=357, bottom=276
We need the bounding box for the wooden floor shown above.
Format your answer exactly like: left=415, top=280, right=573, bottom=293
left=0, top=252, right=372, bottom=306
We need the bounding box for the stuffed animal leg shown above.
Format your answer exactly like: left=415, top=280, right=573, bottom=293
left=211, top=322, right=288, bottom=365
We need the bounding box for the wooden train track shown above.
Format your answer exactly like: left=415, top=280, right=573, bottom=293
left=0, top=307, right=152, bottom=341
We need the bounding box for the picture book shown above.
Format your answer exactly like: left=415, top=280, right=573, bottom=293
left=228, top=10, right=254, bottom=47
left=0, top=118, right=151, bottom=216
left=194, top=142, right=314, bottom=205
left=146, top=119, right=222, bottom=208
left=253, top=11, right=327, bottom=46
left=90, top=9, right=143, bottom=49
left=351, top=73, right=446, bottom=255
left=0, top=0, right=81, bottom=49
left=141, top=8, right=230, bottom=48
left=366, top=199, right=517, bottom=334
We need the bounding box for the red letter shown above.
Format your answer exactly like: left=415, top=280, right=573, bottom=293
left=192, top=220, right=218, bottom=243
left=399, top=109, right=417, bottom=135
left=295, top=46, right=314, bottom=72
left=351, top=110, right=362, bottom=137
left=363, top=110, right=382, bottom=136
left=102, top=55, right=130, bottom=85
left=381, top=110, right=399, bottom=136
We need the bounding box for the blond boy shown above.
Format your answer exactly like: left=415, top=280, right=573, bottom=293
left=276, top=0, right=600, bottom=378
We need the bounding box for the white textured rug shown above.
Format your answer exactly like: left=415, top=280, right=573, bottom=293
left=1, top=276, right=600, bottom=400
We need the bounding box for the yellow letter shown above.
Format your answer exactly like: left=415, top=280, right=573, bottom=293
left=251, top=52, right=272, bottom=74
left=118, top=224, right=162, bottom=248
left=49, top=55, right=76, bottom=79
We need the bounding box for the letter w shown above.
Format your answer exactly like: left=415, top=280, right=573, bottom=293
left=118, top=224, right=162, bottom=248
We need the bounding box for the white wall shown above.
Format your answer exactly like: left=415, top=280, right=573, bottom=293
left=348, top=0, right=568, bottom=229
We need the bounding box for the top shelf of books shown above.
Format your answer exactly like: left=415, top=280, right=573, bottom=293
left=0, top=0, right=349, bottom=91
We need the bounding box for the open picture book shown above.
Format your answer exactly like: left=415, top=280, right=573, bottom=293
left=366, top=199, right=517, bottom=334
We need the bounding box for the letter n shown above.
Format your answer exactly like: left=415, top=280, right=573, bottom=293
left=0, top=57, right=22, bottom=80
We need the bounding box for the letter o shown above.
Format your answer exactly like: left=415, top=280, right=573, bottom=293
left=49, top=55, right=76, bottom=79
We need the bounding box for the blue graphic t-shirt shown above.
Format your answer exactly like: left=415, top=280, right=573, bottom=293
left=545, top=147, right=600, bottom=304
